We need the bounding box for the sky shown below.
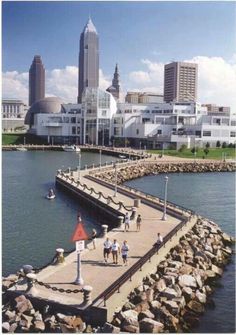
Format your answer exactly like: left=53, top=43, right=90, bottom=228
left=2, top=1, right=236, bottom=110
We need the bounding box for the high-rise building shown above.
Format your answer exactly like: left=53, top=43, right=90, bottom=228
left=78, top=18, right=99, bottom=103
left=106, top=64, right=120, bottom=100
left=164, top=62, right=198, bottom=103
left=29, top=55, right=45, bottom=107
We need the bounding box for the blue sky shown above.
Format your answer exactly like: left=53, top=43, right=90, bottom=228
left=2, top=1, right=236, bottom=109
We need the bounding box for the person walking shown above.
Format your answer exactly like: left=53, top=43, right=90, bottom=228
left=124, top=212, right=130, bottom=232
left=121, top=240, right=129, bottom=266
left=111, top=239, right=120, bottom=264
left=103, top=237, right=112, bottom=263
left=91, top=229, right=97, bottom=249
left=136, top=214, right=142, bottom=232
left=156, top=232, right=163, bottom=246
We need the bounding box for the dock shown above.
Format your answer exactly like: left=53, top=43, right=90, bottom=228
left=9, top=159, right=198, bottom=324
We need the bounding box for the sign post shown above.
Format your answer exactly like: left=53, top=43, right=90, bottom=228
left=71, top=216, right=88, bottom=285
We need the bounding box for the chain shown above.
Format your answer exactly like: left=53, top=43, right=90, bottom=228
left=35, top=280, right=83, bottom=293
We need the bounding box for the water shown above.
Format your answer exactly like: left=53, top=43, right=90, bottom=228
left=2, top=151, right=119, bottom=277
left=2, top=153, right=235, bottom=332
left=125, top=173, right=235, bottom=333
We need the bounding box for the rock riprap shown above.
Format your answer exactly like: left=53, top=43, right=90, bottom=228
left=111, top=218, right=234, bottom=333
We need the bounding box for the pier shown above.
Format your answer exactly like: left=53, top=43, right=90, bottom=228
left=7, top=158, right=200, bottom=324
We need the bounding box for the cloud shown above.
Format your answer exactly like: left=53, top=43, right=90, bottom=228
left=2, top=66, right=111, bottom=104
left=128, top=56, right=236, bottom=111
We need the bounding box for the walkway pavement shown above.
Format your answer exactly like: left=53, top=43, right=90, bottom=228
left=14, top=168, right=182, bottom=307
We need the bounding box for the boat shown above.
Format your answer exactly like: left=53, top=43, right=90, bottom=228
left=62, top=145, right=81, bottom=152
left=16, top=147, right=27, bottom=152
left=118, top=155, right=126, bottom=159
left=46, top=189, right=56, bottom=200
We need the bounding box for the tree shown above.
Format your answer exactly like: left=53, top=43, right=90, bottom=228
left=205, top=142, right=210, bottom=148
left=191, top=147, right=198, bottom=155
left=216, top=140, right=221, bottom=148
left=204, top=148, right=209, bottom=156
left=222, top=142, right=227, bottom=148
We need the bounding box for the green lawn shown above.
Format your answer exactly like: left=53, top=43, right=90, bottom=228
left=2, top=134, right=48, bottom=145
left=148, top=148, right=236, bottom=160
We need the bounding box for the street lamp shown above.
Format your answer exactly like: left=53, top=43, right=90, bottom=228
left=99, top=149, right=102, bottom=170
left=114, top=163, right=118, bottom=197
left=77, top=152, right=81, bottom=181
left=162, top=176, right=169, bottom=221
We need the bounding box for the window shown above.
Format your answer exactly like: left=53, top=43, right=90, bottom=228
left=102, top=110, right=107, bottom=116
left=72, top=126, right=76, bottom=134
left=203, top=131, right=211, bottom=137
left=231, top=121, right=236, bottom=126
left=71, top=117, right=76, bottom=123
left=230, top=131, right=236, bottom=137
left=195, top=130, right=201, bottom=136
left=77, top=127, right=80, bottom=135
left=136, top=129, right=139, bottom=135
left=157, top=130, right=162, bottom=135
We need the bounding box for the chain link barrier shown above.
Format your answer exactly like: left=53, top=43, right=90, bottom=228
left=35, top=280, right=84, bottom=294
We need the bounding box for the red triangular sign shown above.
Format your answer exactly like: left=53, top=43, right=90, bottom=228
left=71, top=222, right=89, bottom=242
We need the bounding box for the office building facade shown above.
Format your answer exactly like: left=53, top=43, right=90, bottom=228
left=78, top=18, right=99, bottom=103
left=29, top=55, right=45, bottom=107
left=164, top=62, right=198, bottom=103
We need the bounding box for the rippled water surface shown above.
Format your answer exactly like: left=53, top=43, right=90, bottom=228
left=2, top=153, right=235, bottom=332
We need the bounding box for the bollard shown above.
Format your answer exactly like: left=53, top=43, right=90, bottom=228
left=92, top=164, right=95, bottom=169
left=130, top=207, right=137, bottom=220
left=101, top=225, right=108, bottom=237
left=26, top=273, right=38, bottom=296
left=83, top=285, right=93, bottom=305
left=22, top=265, right=34, bottom=275
left=117, top=216, right=124, bottom=228
left=56, top=248, right=65, bottom=264
left=134, top=199, right=141, bottom=208
left=98, top=192, right=102, bottom=199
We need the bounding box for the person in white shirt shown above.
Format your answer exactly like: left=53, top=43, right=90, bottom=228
left=124, top=212, right=130, bottom=232
left=103, top=238, right=112, bottom=263
left=111, top=239, right=120, bottom=264
left=156, top=233, right=163, bottom=246
left=121, top=240, right=129, bottom=266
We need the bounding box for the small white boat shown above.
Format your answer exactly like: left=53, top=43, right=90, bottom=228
left=62, top=145, right=81, bottom=152
left=119, top=155, right=126, bottom=159
left=46, top=194, right=56, bottom=200
left=16, top=147, right=27, bottom=152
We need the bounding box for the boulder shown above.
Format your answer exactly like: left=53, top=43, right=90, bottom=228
left=134, top=301, right=150, bottom=313
left=102, top=322, right=120, bottom=333
left=155, top=278, right=166, bottom=292
left=179, top=264, right=193, bottom=275
left=173, top=296, right=186, bottom=308
left=122, top=301, right=135, bottom=311
left=160, top=287, right=179, bottom=300
left=4, top=309, right=16, bottom=321
left=222, top=232, right=232, bottom=245
left=167, top=260, right=183, bottom=269
left=139, top=318, right=164, bottom=333
left=195, top=290, right=206, bottom=304
left=187, top=300, right=205, bottom=314
left=182, top=287, right=193, bottom=302
left=34, top=320, right=46, bottom=331
left=9, top=323, right=18, bottom=333
left=15, top=296, right=33, bottom=314
left=163, top=300, right=179, bottom=316
left=163, top=275, right=175, bottom=286
left=138, top=310, right=155, bottom=321
left=60, top=323, right=77, bottom=333
left=178, top=274, right=197, bottom=288
left=211, top=264, right=223, bottom=276
left=2, top=322, right=10, bottom=332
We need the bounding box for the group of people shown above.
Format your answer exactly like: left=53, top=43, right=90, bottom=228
left=124, top=212, right=142, bottom=232
left=103, top=238, right=129, bottom=265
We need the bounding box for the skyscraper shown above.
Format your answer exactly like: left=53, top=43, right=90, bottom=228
left=78, top=18, right=99, bottom=103
left=164, top=62, right=198, bottom=103
left=29, top=55, right=45, bottom=106
left=106, top=64, right=120, bottom=100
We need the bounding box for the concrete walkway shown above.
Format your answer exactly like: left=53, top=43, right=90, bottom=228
left=14, top=170, right=183, bottom=308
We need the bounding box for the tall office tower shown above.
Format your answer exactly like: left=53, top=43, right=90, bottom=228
left=164, top=62, right=198, bottom=103
left=29, top=55, right=45, bottom=106
left=106, top=63, right=120, bottom=100
left=78, top=18, right=99, bottom=103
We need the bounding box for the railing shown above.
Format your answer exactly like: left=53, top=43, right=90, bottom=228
left=92, top=217, right=190, bottom=307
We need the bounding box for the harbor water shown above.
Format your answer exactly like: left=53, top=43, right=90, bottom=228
left=2, top=151, right=235, bottom=332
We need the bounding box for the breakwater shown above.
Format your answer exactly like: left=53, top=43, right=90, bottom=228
left=92, top=161, right=236, bottom=184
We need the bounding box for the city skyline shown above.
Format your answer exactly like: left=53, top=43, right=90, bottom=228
left=2, top=1, right=236, bottom=110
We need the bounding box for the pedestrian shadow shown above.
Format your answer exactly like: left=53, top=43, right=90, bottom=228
left=81, top=259, right=123, bottom=267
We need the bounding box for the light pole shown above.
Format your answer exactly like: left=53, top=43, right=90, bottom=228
left=99, top=149, right=102, bottom=170
left=114, top=163, right=118, bottom=197
left=162, top=176, right=169, bottom=221
left=77, top=152, right=81, bottom=181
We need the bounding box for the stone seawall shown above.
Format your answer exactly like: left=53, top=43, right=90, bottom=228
left=93, top=161, right=236, bottom=185
left=109, top=217, right=234, bottom=333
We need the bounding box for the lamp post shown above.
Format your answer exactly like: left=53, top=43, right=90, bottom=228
left=77, top=152, right=81, bottom=181
left=114, top=163, right=118, bottom=197
left=162, top=176, right=169, bottom=221
left=99, top=149, right=102, bottom=170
